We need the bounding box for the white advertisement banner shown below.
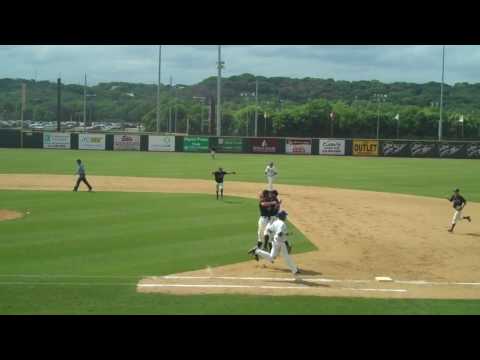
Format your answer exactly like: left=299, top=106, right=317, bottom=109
left=113, top=134, right=140, bottom=151
left=286, top=139, right=312, bottom=154
left=43, top=132, right=71, bottom=149
left=319, top=139, right=345, bottom=155
left=79, top=133, right=106, bottom=150
left=148, top=135, right=175, bottom=152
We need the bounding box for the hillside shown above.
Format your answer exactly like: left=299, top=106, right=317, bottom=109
left=1, top=75, right=479, bottom=139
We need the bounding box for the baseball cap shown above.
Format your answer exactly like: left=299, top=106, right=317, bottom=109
left=454, top=188, right=460, bottom=192
left=277, top=210, right=288, bottom=218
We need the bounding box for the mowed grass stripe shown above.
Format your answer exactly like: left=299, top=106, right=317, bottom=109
left=0, top=190, right=315, bottom=278
left=0, top=148, right=478, bottom=200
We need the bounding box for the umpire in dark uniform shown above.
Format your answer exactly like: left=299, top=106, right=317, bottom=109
left=73, top=159, right=93, bottom=192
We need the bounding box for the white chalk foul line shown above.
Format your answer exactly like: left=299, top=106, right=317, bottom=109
left=161, top=275, right=480, bottom=287
left=139, top=283, right=310, bottom=290
left=162, top=275, right=370, bottom=283
left=138, top=283, right=408, bottom=293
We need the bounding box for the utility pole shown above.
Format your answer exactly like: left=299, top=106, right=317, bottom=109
left=216, top=45, right=224, bottom=137
left=156, top=45, right=162, bottom=133
left=255, top=78, right=259, bottom=137
left=57, top=78, right=62, bottom=132
left=374, top=93, right=387, bottom=139
left=169, top=76, right=173, bottom=133
left=83, top=73, right=87, bottom=129
left=21, top=83, right=26, bottom=130
left=439, top=45, right=445, bottom=141
left=174, top=84, right=178, bottom=134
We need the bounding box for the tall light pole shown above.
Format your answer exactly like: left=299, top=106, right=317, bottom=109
left=83, top=73, right=87, bottom=127
left=21, top=83, right=26, bottom=130
left=255, top=78, right=259, bottom=137
left=216, top=45, right=224, bottom=137
left=374, top=93, right=387, bottom=139
left=439, top=45, right=445, bottom=141
left=156, top=45, right=162, bottom=133
left=169, top=76, right=173, bottom=133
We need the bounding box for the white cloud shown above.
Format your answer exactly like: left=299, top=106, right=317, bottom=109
left=0, top=45, right=479, bottom=85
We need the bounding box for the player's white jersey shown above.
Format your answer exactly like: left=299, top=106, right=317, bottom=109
left=265, top=165, right=276, bottom=177
left=265, top=219, right=288, bottom=243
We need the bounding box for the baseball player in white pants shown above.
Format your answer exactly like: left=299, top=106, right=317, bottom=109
left=447, top=189, right=471, bottom=232
left=249, top=211, right=299, bottom=275
left=265, top=162, right=277, bottom=191
left=255, top=190, right=277, bottom=251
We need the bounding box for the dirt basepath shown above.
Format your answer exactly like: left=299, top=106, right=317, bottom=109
left=0, top=209, right=23, bottom=222
left=1, top=173, right=480, bottom=299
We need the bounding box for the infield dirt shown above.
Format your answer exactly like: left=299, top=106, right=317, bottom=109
left=1, top=173, right=480, bottom=299
left=0, top=209, right=24, bottom=222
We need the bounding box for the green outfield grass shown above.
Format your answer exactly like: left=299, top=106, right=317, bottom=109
left=0, top=148, right=478, bottom=200
left=1, top=149, right=480, bottom=314
left=0, top=190, right=315, bottom=314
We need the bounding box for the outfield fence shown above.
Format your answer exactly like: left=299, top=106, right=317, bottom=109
left=1, top=129, right=480, bottom=159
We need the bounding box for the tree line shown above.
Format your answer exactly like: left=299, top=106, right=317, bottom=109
left=1, top=75, right=479, bottom=139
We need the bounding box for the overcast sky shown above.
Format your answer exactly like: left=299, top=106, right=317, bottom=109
left=1, top=45, right=479, bottom=86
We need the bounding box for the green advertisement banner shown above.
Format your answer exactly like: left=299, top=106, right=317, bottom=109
left=217, top=137, right=243, bottom=152
left=184, top=136, right=209, bottom=152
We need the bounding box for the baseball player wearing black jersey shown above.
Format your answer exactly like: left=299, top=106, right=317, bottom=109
left=73, top=159, right=93, bottom=192
left=249, top=190, right=278, bottom=259
left=212, top=167, right=236, bottom=200
left=447, top=189, right=471, bottom=232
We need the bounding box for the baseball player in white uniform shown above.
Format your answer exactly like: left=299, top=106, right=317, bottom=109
left=265, top=162, right=277, bottom=191
left=249, top=210, right=300, bottom=275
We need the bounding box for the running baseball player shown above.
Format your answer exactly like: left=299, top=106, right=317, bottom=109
left=73, top=159, right=93, bottom=192
left=210, top=146, right=216, bottom=159
left=248, top=210, right=300, bottom=275
left=265, top=162, right=277, bottom=191
left=212, top=167, right=235, bottom=200
left=261, top=190, right=284, bottom=252
left=447, top=188, right=471, bottom=232
left=254, top=190, right=278, bottom=253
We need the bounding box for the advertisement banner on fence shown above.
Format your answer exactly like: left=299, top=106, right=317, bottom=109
left=286, top=139, right=312, bottom=154
left=410, top=142, right=437, bottom=157
left=79, top=133, right=106, bottom=150
left=43, top=132, right=71, bottom=149
left=382, top=141, right=410, bottom=157
left=251, top=138, right=279, bottom=153
left=113, top=134, right=140, bottom=151
left=319, top=139, right=345, bottom=155
left=148, top=135, right=175, bottom=152
left=352, top=140, right=378, bottom=156
left=184, top=136, right=209, bottom=152
left=217, top=137, right=243, bottom=152
left=465, top=144, right=480, bottom=158
left=438, top=143, right=467, bottom=158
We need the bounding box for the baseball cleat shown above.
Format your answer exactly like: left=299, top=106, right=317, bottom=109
left=467, top=216, right=472, bottom=222
left=247, top=247, right=258, bottom=256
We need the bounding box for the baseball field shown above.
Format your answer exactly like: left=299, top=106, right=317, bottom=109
left=1, top=148, right=480, bottom=314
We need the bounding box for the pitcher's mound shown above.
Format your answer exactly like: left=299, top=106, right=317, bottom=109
left=0, top=209, right=24, bottom=222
